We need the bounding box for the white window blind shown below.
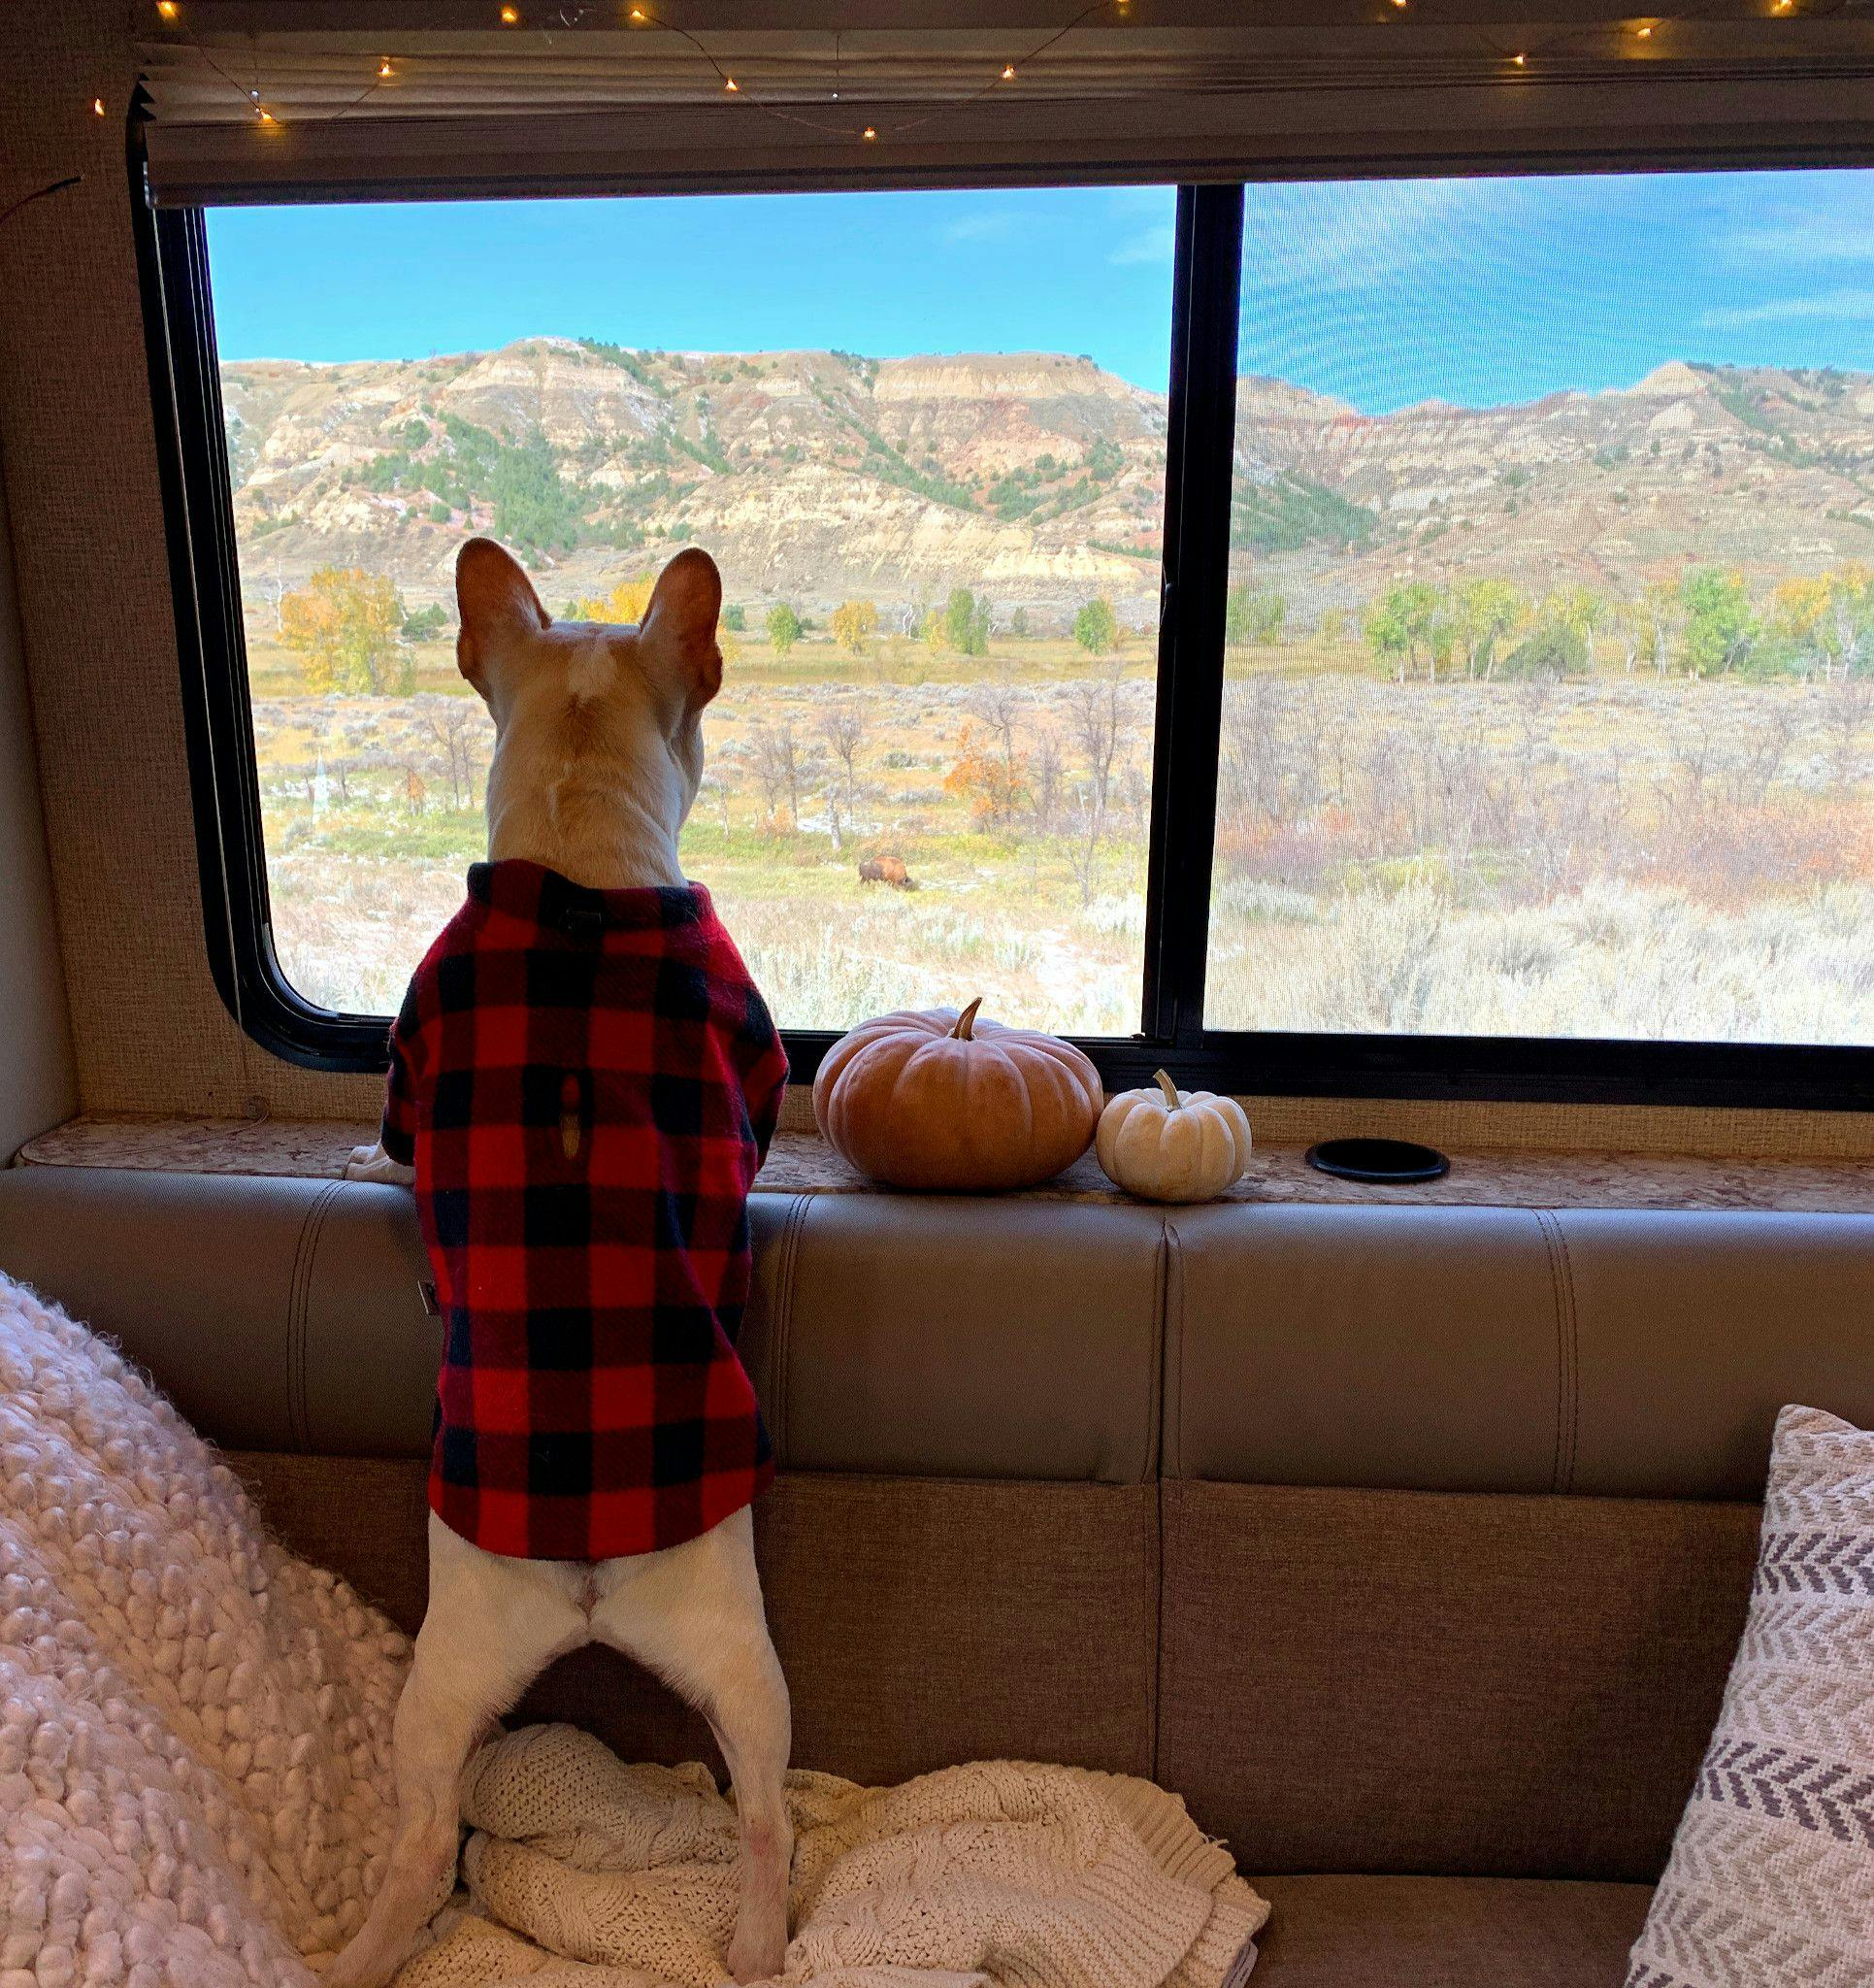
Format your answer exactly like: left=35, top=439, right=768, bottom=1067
left=139, top=0, right=1874, bottom=206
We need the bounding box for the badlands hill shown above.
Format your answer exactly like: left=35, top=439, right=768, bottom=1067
left=219, top=337, right=1874, bottom=624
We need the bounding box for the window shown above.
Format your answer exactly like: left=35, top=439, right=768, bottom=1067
left=142, top=156, right=1874, bottom=1110
left=1209, top=172, right=1874, bottom=1053
left=202, top=187, right=1173, bottom=1037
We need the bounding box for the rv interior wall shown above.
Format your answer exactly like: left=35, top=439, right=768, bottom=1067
left=0, top=5, right=1870, bottom=1153
left=0, top=4, right=383, bottom=1124
left=0, top=456, right=78, bottom=1159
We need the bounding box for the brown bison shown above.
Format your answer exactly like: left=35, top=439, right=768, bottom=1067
left=858, top=856, right=916, bottom=890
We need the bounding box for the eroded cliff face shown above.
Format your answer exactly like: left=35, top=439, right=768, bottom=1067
left=221, top=339, right=1167, bottom=619
left=1233, top=360, right=1874, bottom=607
left=220, top=336, right=1874, bottom=621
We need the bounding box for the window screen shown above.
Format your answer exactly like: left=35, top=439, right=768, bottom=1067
left=1208, top=169, right=1874, bottom=1046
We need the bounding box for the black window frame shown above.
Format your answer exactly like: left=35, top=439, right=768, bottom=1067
left=132, top=115, right=1874, bottom=1110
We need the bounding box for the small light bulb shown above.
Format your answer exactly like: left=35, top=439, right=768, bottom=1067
left=1635, top=21, right=1653, bottom=34
left=630, top=4, right=646, bottom=15
left=1391, top=1, right=1407, bottom=11
left=724, top=76, right=739, bottom=90
left=1512, top=50, right=1527, bottom=64
left=378, top=57, right=393, bottom=76
left=500, top=4, right=519, bottom=21
left=862, top=125, right=877, bottom=141
left=92, top=96, right=106, bottom=116
left=1002, top=64, right=1016, bottom=79
left=156, top=0, right=178, bottom=17
left=257, top=107, right=276, bottom=122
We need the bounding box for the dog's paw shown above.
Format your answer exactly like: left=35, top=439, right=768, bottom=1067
left=344, top=1143, right=416, bottom=1187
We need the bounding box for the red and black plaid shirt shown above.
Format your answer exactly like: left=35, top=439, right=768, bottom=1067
left=379, top=859, right=787, bottom=1561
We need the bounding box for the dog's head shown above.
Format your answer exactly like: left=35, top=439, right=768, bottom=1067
left=454, top=537, right=723, bottom=882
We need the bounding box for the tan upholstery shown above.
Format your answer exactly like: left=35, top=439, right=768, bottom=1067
left=745, top=1193, right=1165, bottom=1482
left=0, top=1172, right=1165, bottom=1480
left=0, top=1168, right=437, bottom=1453
left=1166, top=1202, right=1874, bottom=1498
left=1249, top=1874, right=1654, bottom=1986
left=1167, top=1206, right=1564, bottom=1493
left=7, top=1166, right=1874, bottom=1984
left=228, top=1452, right=1159, bottom=1790
left=1158, top=1480, right=1759, bottom=1881
left=1563, top=1210, right=1874, bottom=1498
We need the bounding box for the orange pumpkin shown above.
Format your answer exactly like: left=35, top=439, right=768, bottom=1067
left=812, top=997, right=1102, bottom=1191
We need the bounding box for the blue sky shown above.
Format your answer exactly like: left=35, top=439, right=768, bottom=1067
left=1242, top=169, right=1874, bottom=414
left=206, top=186, right=1179, bottom=390
left=207, top=169, right=1874, bottom=413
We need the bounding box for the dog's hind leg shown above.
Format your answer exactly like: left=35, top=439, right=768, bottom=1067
left=590, top=1506, right=793, bottom=1985
left=325, top=1515, right=587, bottom=1988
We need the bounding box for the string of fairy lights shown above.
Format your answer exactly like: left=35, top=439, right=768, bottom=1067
left=90, top=0, right=1860, bottom=139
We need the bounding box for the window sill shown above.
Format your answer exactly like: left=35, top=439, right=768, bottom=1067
left=14, top=1113, right=1874, bottom=1213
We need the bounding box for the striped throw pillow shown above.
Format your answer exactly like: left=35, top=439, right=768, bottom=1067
left=1627, top=1404, right=1874, bottom=1987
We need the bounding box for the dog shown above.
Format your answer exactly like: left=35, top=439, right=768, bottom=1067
left=329, top=538, right=793, bottom=1988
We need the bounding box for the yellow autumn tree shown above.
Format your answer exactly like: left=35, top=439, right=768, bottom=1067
left=830, top=599, right=879, bottom=656
left=1771, top=575, right=1831, bottom=646
left=572, top=575, right=657, bottom=625
left=575, top=573, right=740, bottom=662
left=279, top=567, right=407, bottom=693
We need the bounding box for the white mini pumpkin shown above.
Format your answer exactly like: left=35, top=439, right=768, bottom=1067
left=1096, top=1071, right=1253, bottom=1204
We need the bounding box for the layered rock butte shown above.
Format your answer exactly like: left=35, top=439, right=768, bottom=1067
left=220, top=338, right=1874, bottom=624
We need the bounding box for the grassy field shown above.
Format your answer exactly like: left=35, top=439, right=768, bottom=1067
left=247, top=628, right=1874, bottom=1045
left=250, top=631, right=1158, bottom=1034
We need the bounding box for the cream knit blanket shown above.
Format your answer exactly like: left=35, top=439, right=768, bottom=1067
left=0, top=1271, right=1266, bottom=1988
left=399, top=1728, right=1267, bottom=1988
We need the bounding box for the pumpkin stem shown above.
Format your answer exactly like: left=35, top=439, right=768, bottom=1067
left=1153, top=1068, right=1182, bottom=1110
left=951, top=996, right=984, bottom=1042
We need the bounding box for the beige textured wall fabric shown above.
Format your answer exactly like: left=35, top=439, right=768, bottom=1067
left=1, top=8, right=1871, bottom=1155
left=0, top=7, right=384, bottom=1126
left=0, top=449, right=78, bottom=1158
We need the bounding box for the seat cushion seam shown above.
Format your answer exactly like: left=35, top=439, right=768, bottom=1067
left=1144, top=1219, right=1168, bottom=1483
left=1552, top=1217, right=1582, bottom=1493
left=1164, top=1218, right=1185, bottom=1483
left=1533, top=1209, right=1580, bottom=1495
left=1147, top=1475, right=1164, bottom=1780
left=290, top=1181, right=344, bottom=1454
left=775, top=1192, right=809, bottom=1467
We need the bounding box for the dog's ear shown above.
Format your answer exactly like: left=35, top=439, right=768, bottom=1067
left=639, top=547, right=724, bottom=714
left=456, top=537, right=549, bottom=699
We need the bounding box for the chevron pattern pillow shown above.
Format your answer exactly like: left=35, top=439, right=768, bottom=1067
left=1627, top=1404, right=1874, bottom=1988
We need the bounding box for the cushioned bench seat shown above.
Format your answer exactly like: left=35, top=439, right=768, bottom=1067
left=1249, top=1875, right=1654, bottom=1986
left=4, top=1164, right=1873, bottom=1986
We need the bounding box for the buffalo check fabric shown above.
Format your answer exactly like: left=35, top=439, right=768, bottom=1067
left=378, top=859, right=787, bottom=1561
left=1627, top=1405, right=1874, bottom=1988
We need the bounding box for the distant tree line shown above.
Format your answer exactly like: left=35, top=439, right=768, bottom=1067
left=273, top=565, right=1141, bottom=692
left=1223, top=564, right=1874, bottom=683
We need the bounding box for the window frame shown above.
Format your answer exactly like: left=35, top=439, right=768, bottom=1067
left=133, top=120, right=1874, bottom=1110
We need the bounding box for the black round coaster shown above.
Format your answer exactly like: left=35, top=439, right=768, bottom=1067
left=1304, top=1137, right=1451, bottom=1184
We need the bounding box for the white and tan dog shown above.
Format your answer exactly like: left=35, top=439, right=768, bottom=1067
left=330, top=539, right=791, bottom=1988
